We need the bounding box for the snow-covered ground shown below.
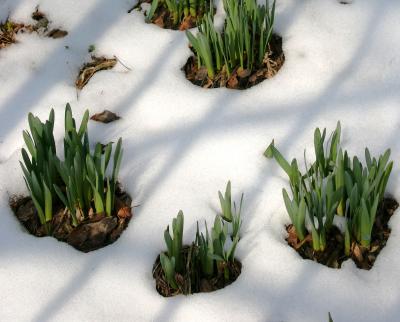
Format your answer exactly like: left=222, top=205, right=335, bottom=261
left=1, top=0, right=400, bottom=321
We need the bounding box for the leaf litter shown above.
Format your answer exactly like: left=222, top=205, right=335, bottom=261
left=0, top=7, right=68, bottom=50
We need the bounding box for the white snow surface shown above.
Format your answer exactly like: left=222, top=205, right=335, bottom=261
left=1, top=0, right=400, bottom=321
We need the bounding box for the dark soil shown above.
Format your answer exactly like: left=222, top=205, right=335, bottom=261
left=9, top=184, right=133, bottom=252
left=286, top=197, right=398, bottom=270
left=153, top=245, right=242, bottom=297
left=183, top=34, right=285, bottom=90
left=134, top=0, right=214, bottom=31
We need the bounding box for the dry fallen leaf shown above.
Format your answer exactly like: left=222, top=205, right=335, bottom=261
left=248, top=73, right=258, bottom=83
left=0, top=31, right=15, bottom=49
left=179, top=16, right=192, bottom=31
left=0, top=21, right=28, bottom=49
left=286, top=225, right=299, bottom=247
left=90, top=110, right=121, bottom=123
left=153, top=14, right=165, bottom=28
left=227, top=75, right=239, bottom=89
left=117, top=207, right=132, bottom=219
left=286, top=225, right=312, bottom=250
left=203, top=78, right=213, bottom=88
left=47, top=29, right=68, bottom=39
left=75, top=56, right=117, bottom=90
left=370, top=244, right=380, bottom=253
left=237, top=67, right=251, bottom=78
left=352, top=243, right=364, bottom=263
left=1, top=9, right=69, bottom=50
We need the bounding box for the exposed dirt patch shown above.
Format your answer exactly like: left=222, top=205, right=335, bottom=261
left=10, top=184, right=133, bottom=252
left=183, top=34, right=285, bottom=90
left=153, top=245, right=242, bottom=297
left=286, top=198, right=398, bottom=269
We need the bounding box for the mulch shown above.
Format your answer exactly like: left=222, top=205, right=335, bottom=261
left=183, top=34, right=285, bottom=90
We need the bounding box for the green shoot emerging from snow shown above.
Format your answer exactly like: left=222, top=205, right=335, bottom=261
left=186, top=0, right=276, bottom=78
left=20, top=104, right=124, bottom=232
left=146, top=0, right=212, bottom=27
left=160, top=181, right=243, bottom=290
left=264, top=121, right=393, bottom=252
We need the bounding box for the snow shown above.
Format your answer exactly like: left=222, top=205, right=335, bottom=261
left=1, top=0, right=400, bottom=321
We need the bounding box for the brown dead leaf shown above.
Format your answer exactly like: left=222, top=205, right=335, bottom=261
left=217, top=66, right=228, bottom=87
left=117, top=206, right=132, bottom=219
left=237, top=67, right=251, bottom=78
left=0, top=21, right=28, bottom=49
left=183, top=34, right=284, bottom=90
left=76, top=207, right=85, bottom=223
left=352, top=243, right=364, bottom=263
left=179, top=16, right=192, bottom=31
left=227, top=75, right=239, bottom=89
left=216, top=260, right=228, bottom=274
left=90, top=110, right=121, bottom=123
left=1, top=10, right=69, bottom=49
left=256, top=69, right=265, bottom=77
left=248, top=73, right=258, bottom=84
left=153, top=13, right=165, bottom=28
left=286, top=225, right=298, bottom=247
left=31, top=9, right=68, bottom=37
left=203, top=78, right=213, bottom=88
left=0, top=32, right=15, bottom=49
left=88, top=207, right=95, bottom=219
left=286, top=225, right=312, bottom=250
left=47, top=29, right=68, bottom=39
left=299, top=235, right=312, bottom=248
left=75, top=56, right=117, bottom=90
left=370, top=244, right=380, bottom=253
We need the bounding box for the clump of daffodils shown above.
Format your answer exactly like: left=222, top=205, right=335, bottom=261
left=265, top=122, right=393, bottom=253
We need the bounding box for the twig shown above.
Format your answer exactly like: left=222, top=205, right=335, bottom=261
left=114, top=55, right=132, bottom=71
